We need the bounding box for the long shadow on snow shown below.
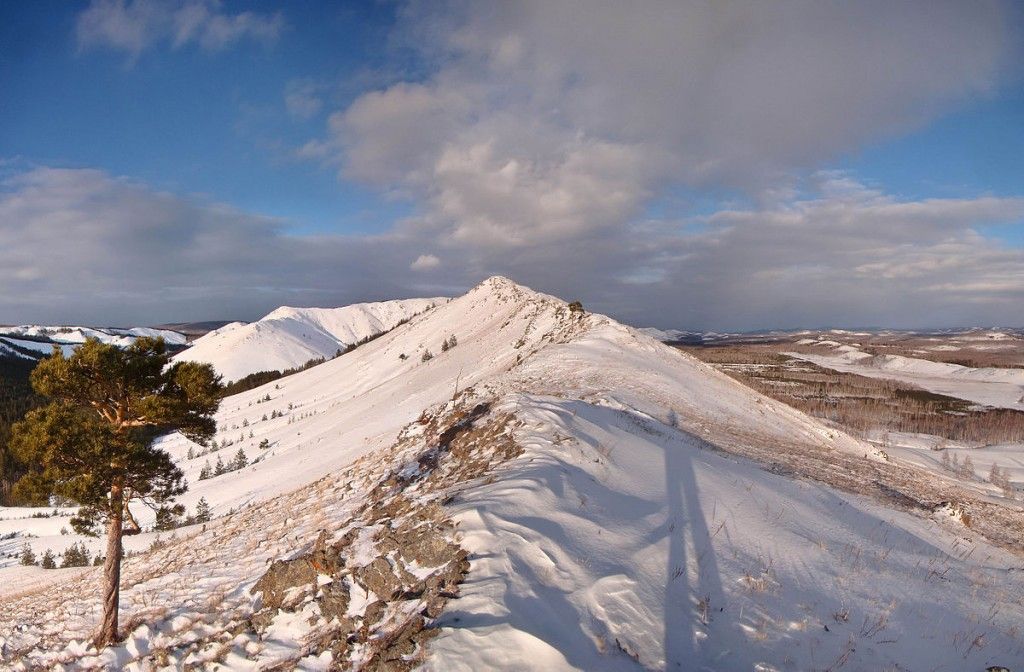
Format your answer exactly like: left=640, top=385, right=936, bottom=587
left=534, top=399, right=731, bottom=669
left=541, top=400, right=730, bottom=668
left=441, top=398, right=732, bottom=669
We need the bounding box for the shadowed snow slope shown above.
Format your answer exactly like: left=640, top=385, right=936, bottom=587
left=171, top=297, right=447, bottom=382
left=1, top=278, right=1022, bottom=670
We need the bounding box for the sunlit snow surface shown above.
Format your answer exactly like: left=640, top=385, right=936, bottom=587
left=171, top=298, right=448, bottom=382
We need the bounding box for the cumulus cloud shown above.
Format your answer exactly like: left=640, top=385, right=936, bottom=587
left=76, top=0, right=283, bottom=59
left=319, top=0, right=1014, bottom=249
left=410, top=254, right=441, bottom=271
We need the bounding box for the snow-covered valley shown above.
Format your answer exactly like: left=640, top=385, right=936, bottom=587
left=788, top=344, right=1024, bottom=411
left=1, top=278, right=1023, bottom=670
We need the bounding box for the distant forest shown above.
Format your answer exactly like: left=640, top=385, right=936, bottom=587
left=0, top=354, right=43, bottom=505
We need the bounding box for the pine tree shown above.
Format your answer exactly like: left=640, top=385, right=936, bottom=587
left=186, top=446, right=195, bottom=460
left=441, top=337, right=450, bottom=352
left=194, top=496, right=212, bottom=523
left=448, top=334, right=457, bottom=348
left=421, top=349, right=433, bottom=362
left=61, top=541, right=91, bottom=568
left=40, top=548, right=56, bottom=569
left=233, top=448, right=248, bottom=470
left=9, top=337, right=221, bottom=646
left=60, top=544, right=77, bottom=568
left=154, top=504, right=183, bottom=531
left=214, top=454, right=226, bottom=476
left=19, top=543, right=36, bottom=566
left=199, top=460, right=213, bottom=481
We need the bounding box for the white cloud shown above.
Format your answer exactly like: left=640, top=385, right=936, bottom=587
left=646, top=176, right=1024, bottom=328
left=294, top=139, right=330, bottom=161
left=322, top=0, right=1013, bottom=250
left=410, top=254, right=441, bottom=271
left=76, top=0, right=283, bottom=59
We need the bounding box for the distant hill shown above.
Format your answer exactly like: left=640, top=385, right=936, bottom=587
left=0, top=325, right=187, bottom=360
left=171, top=298, right=448, bottom=382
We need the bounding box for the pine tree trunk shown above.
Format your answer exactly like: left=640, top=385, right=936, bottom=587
left=97, top=482, right=124, bottom=647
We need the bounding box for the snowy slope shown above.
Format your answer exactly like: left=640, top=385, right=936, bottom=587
left=0, top=338, right=32, bottom=360
left=171, top=298, right=447, bottom=382
left=789, top=345, right=1024, bottom=409
left=0, top=325, right=186, bottom=349
left=0, top=336, right=77, bottom=358
left=1, top=278, right=1023, bottom=670
left=0, top=325, right=185, bottom=363
left=430, top=396, right=1024, bottom=671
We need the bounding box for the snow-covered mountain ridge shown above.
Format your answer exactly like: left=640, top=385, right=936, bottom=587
left=2, top=277, right=1023, bottom=670
left=171, top=297, right=447, bottom=382
left=0, top=325, right=186, bottom=360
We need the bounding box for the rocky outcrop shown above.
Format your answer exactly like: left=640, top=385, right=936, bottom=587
left=246, top=395, right=519, bottom=669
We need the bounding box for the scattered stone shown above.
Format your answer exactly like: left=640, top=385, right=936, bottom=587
left=241, top=398, right=522, bottom=668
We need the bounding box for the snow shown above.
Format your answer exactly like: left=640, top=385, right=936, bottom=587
left=0, top=339, right=31, bottom=360
left=0, top=325, right=186, bottom=349
left=1, top=277, right=1023, bottom=670
left=0, top=336, right=76, bottom=358
left=788, top=346, right=1024, bottom=410
left=172, top=298, right=447, bottom=382
left=429, top=395, right=1024, bottom=670
left=870, top=431, right=1023, bottom=500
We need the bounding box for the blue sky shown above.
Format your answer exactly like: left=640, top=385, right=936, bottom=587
left=1, top=1, right=1023, bottom=329
left=0, top=0, right=410, bottom=235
